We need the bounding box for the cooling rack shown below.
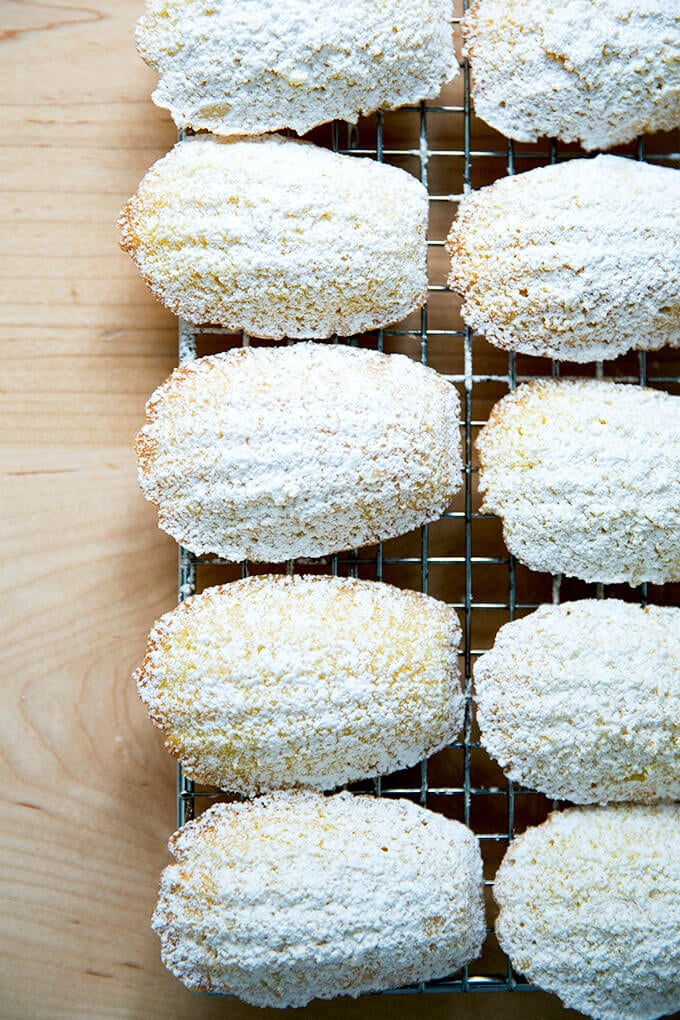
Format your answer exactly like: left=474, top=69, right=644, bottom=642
left=171, top=2, right=680, bottom=997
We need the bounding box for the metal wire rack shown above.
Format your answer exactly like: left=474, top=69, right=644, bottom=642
left=170, top=3, right=680, bottom=999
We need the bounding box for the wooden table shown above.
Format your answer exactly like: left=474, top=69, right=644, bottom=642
left=0, top=3, right=644, bottom=1017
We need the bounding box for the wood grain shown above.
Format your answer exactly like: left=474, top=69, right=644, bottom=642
left=0, top=2, right=663, bottom=1018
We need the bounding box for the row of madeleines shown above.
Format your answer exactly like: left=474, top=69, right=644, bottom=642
left=123, top=1, right=680, bottom=1017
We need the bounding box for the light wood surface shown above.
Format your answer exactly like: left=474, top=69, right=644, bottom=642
left=0, top=3, right=671, bottom=1019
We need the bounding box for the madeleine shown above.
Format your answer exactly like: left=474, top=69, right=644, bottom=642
left=120, top=135, right=428, bottom=337
left=154, top=792, right=485, bottom=1006
left=136, top=344, right=462, bottom=562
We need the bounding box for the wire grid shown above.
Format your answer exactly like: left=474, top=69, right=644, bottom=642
left=170, top=8, right=680, bottom=998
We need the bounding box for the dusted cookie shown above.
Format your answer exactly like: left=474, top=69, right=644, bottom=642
left=475, top=600, right=680, bottom=803
left=136, top=575, right=464, bottom=794
left=154, top=791, right=485, bottom=1006
left=119, top=135, right=428, bottom=337
left=477, top=379, right=680, bottom=585
left=495, top=805, right=680, bottom=1020
left=137, top=0, right=456, bottom=136
left=136, top=344, right=462, bottom=562
left=447, top=156, right=680, bottom=362
left=464, top=0, right=680, bottom=151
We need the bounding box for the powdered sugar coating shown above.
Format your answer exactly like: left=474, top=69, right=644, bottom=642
left=136, top=344, right=462, bottom=562
left=475, top=600, right=680, bottom=804
left=153, top=791, right=485, bottom=1006
left=135, top=575, right=464, bottom=794
left=136, top=0, right=457, bottom=137
left=495, top=805, right=680, bottom=1020
left=477, top=379, right=680, bottom=584
left=446, top=156, right=680, bottom=362
left=464, top=0, right=680, bottom=151
left=118, top=135, right=428, bottom=337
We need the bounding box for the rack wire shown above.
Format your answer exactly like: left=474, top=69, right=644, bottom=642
left=171, top=3, right=680, bottom=998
